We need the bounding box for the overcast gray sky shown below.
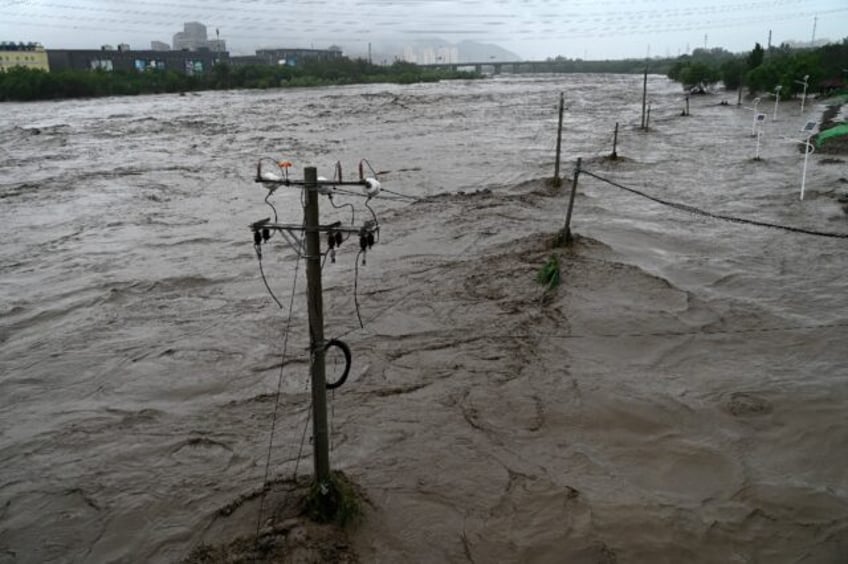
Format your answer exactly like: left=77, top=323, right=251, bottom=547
left=1, top=0, right=846, bottom=60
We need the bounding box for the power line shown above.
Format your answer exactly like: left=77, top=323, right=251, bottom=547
left=3, top=2, right=844, bottom=44
left=254, top=214, right=304, bottom=542
left=580, top=168, right=848, bottom=239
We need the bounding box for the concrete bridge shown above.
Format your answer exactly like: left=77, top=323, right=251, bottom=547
left=421, top=60, right=583, bottom=75
left=420, top=59, right=656, bottom=76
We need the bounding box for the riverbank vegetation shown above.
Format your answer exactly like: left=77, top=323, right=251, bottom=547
left=0, top=58, right=478, bottom=102
left=667, top=38, right=848, bottom=97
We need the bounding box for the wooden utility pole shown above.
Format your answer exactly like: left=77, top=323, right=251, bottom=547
left=562, top=157, right=582, bottom=245
left=646, top=101, right=652, bottom=130
left=303, top=166, right=331, bottom=483
left=553, top=92, right=565, bottom=186
left=640, top=66, right=648, bottom=130
left=611, top=122, right=619, bottom=159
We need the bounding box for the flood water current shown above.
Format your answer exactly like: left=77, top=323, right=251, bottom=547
left=1, top=74, right=847, bottom=562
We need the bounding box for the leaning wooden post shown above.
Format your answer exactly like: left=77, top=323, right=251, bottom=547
left=646, top=101, right=652, bottom=130
left=640, top=66, right=648, bottom=129
left=553, top=92, right=565, bottom=187
left=611, top=122, right=619, bottom=159
left=562, top=157, right=582, bottom=245
left=304, top=166, right=331, bottom=484
left=685, top=94, right=690, bottom=116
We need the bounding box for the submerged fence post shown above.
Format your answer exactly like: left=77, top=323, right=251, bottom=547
left=553, top=92, right=565, bottom=187
left=611, top=122, right=619, bottom=159
left=561, top=157, right=582, bottom=245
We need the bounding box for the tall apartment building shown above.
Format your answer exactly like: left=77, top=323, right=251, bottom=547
left=172, top=22, right=226, bottom=52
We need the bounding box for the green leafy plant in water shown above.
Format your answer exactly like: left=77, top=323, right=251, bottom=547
left=537, top=255, right=561, bottom=290
left=303, top=471, right=363, bottom=528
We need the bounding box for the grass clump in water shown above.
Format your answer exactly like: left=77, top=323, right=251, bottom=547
left=537, top=255, right=561, bottom=290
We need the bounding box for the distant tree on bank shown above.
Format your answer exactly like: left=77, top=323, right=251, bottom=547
left=667, top=38, right=847, bottom=98
left=747, top=43, right=765, bottom=71
left=0, top=58, right=478, bottom=102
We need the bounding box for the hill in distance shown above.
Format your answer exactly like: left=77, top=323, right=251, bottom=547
left=350, top=38, right=522, bottom=64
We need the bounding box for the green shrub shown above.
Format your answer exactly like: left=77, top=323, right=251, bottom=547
left=537, top=255, right=561, bottom=290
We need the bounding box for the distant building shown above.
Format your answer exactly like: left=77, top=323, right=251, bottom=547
left=47, top=49, right=227, bottom=75
left=207, top=39, right=225, bottom=54
left=150, top=41, right=170, bottom=51
left=252, top=47, right=343, bottom=66
left=229, top=55, right=264, bottom=66
left=172, top=22, right=226, bottom=53
left=402, top=47, right=416, bottom=63
left=0, top=42, right=49, bottom=72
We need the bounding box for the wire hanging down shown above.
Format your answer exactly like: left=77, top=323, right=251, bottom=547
left=254, top=226, right=303, bottom=542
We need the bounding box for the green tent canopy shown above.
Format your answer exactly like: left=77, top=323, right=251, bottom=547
left=816, top=123, right=848, bottom=147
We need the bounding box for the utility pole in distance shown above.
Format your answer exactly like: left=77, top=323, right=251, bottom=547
left=304, top=166, right=331, bottom=483
left=553, top=92, right=564, bottom=186
left=640, top=66, right=648, bottom=130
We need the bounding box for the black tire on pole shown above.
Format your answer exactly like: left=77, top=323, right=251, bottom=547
left=324, top=339, right=352, bottom=390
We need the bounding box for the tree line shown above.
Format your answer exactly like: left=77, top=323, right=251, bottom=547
left=666, top=38, right=848, bottom=97
left=0, top=58, right=478, bottom=102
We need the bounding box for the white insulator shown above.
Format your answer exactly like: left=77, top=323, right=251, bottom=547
left=260, top=171, right=282, bottom=182
left=317, top=176, right=334, bottom=195
left=363, top=177, right=381, bottom=197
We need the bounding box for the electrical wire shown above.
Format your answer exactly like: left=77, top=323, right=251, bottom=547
left=292, top=399, right=312, bottom=480
left=353, top=249, right=365, bottom=329
left=364, top=197, right=380, bottom=244
left=256, top=248, right=284, bottom=309
left=328, top=194, right=356, bottom=224
left=379, top=187, right=419, bottom=201
left=580, top=169, right=848, bottom=239
left=264, top=189, right=279, bottom=224
left=253, top=212, right=304, bottom=545
left=327, top=186, right=416, bottom=203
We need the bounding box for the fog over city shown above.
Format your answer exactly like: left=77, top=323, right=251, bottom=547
left=1, top=0, right=847, bottom=60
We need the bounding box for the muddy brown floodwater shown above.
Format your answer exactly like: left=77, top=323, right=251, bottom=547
left=1, top=75, right=847, bottom=563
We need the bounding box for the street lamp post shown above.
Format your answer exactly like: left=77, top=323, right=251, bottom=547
left=772, top=85, right=782, bottom=121
left=751, top=97, right=760, bottom=136
left=795, top=74, right=809, bottom=114
left=799, top=121, right=817, bottom=200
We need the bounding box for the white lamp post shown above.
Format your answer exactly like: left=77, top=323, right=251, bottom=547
left=751, top=97, right=760, bottom=136
left=799, top=121, right=817, bottom=200
left=795, top=74, right=809, bottom=114
left=772, top=85, right=782, bottom=121
left=754, top=113, right=766, bottom=160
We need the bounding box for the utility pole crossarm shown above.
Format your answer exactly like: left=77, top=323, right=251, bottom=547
left=250, top=220, right=365, bottom=235
left=256, top=178, right=370, bottom=187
